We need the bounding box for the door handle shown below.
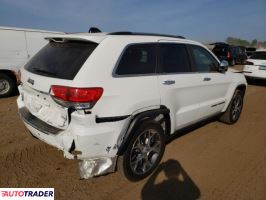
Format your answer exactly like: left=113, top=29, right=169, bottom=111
left=163, top=80, right=175, bottom=85
left=203, top=77, right=211, bottom=81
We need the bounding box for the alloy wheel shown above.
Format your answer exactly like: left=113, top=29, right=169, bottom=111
left=231, top=94, right=242, bottom=121
left=129, top=129, right=162, bottom=175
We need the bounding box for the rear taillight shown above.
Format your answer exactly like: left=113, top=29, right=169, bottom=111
left=50, top=85, right=103, bottom=109
left=245, top=61, right=254, bottom=65
left=227, top=52, right=231, bottom=58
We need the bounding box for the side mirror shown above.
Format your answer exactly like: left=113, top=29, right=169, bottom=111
left=218, top=60, right=229, bottom=72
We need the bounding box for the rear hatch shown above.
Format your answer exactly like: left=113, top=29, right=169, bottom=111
left=20, top=36, right=100, bottom=129
left=212, top=45, right=228, bottom=60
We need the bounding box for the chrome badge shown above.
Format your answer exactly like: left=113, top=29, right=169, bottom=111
left=27, top=78, right=34, bottom=85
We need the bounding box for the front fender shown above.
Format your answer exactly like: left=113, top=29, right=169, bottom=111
left=222, top=73, right=247, bottom=112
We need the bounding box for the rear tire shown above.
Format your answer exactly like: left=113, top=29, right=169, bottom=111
left=0, top=74, right=16, bottom=98
left=118, top=121, right=165, bottom=181
left=219, top=89, right=244, bottom=124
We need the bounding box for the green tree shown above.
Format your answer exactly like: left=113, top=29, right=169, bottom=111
left=251, top=39, right=258, bottom=47
left=226, top=37, right=250, bottom=46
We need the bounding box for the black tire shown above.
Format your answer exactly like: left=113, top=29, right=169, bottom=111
left=219, top=89, right=244, bottom=124
left=0, top=74, right=16, bottom=98
left=118, top=121, right=165, bottom=181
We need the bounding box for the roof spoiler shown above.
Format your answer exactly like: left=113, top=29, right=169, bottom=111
left=88, top=27, right=102, bottom=33
left=44, top=37, right=99, bottom=44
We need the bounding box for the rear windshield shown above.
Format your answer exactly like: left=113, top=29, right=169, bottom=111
left=250, top=52, right=266, bottom=60
left=213, top=46, right=228, bottom=56
left=25, top=40, right=98, bottom=80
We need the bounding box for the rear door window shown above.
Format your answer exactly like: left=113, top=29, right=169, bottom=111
left=190, top=45, right=219, bottom=72
left=25, top=41, right=98, bottom=80
left=159, top=43, right=191, bottom=73
left=115, top=44, right=156, bottom=75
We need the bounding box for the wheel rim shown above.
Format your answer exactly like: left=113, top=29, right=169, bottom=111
left=129, top=129, right=161, bottom=175
left=231, top=94, right=242, bottom=121
left=0, top=79, right=10, bottom=95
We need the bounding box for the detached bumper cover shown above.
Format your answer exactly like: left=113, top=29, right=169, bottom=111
left=79, top=157, right=117, bottom=179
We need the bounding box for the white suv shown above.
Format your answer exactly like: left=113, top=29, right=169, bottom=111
left=17, top=32, right=247, bottom=181
left=243, top=49, right=266, bottom=80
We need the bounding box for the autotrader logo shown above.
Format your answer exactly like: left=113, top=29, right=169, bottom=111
left=0, top=188, right=54, bottom=200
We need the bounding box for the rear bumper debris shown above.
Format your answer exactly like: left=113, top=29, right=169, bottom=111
left=79, top=157, right=117, bottom=179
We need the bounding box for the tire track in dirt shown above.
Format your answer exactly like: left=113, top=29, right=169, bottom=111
left=0, top=142, right=73, bottom=186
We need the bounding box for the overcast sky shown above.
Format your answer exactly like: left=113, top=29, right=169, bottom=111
left=0, top=0, right=265, bottom=42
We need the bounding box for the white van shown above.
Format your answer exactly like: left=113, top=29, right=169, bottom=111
left=0, top=26, right=64, bottom=97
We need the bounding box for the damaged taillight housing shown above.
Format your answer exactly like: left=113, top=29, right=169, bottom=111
left=50, top=85, right=103, bottom=109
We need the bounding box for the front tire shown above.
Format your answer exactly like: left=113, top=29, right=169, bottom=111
left=118, top=121, right=165, bottom=181
left=219, top=89, right=244, bottom=124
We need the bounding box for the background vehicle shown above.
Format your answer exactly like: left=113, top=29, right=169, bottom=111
left=212, top=42, right=247, bottom=65
left=17, top=32, right=247, bottom=181
left=243, top=49, right=266, bottom=80
left=246, top=47, right=256, bottom=58
left=0, top=26, right=64, bottom=97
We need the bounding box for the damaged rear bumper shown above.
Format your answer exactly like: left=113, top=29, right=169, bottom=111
left=17, top=94, right=130, bottom=178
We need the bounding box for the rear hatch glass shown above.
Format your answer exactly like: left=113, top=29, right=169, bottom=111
left=213, top=46, right=228, bottom=56
left=25, top=40, right=98, bottom=80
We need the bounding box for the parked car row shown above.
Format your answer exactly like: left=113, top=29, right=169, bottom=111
left=211, top=42, right=247, bottom=66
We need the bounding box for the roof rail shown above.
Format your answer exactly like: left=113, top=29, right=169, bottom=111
left=108, top=32, right=185, bottom=39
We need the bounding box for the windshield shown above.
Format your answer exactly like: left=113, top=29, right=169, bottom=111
left=25, top=40, right=98, bottom=80
left=250, top=51, right=266, bottom=60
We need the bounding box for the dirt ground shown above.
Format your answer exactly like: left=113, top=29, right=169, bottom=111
left=0, top=67, right=265, bottom=200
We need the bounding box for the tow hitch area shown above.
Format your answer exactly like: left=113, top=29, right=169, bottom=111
left=79, top=157, right=117, bottom=179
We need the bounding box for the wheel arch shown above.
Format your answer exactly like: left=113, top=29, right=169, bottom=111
left=222, top=83, right=247, bottom=112
left=0, top=69, right=18, bottom=84
left=117, top=106, right=170, bottom=155
left=236, top=84, right=247, bottom=94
